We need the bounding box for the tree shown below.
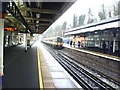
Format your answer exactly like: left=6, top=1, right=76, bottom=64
left=87, top=8, right=94, bottom=24
left=73, top=14, right=78, bottom=28
left=108, top=11, right=112, bottom=18
left=78, top=15, right=85, bottom=26
left=98, top=4, right=106, bottom=20
left=53, top=25, right=62, bottom=36
left=61, top=21, right=67, bottom=30
left=44, top=28, right=54, bottom=37
left=113, top=1, right=120, bottom=16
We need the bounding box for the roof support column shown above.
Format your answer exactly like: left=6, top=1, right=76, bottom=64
left=24, top=33, right=27, bottom=52
left=8, top=32, right=12, bottom=47
left=0, top=19, right=4, bottom=89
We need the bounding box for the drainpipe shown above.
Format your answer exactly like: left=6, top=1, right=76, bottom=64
left=113, top=30, right=116, bottom=53
left=113, top=38, right=116, bottom=53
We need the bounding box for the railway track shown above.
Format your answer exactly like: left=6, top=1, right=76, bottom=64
left=43, top=43, right=120, bottom=89
left=59, top=51, right=120, bottom=88
left=62, top=48, right=120, bottom=83
left=64, top=48, right=120, bottom=73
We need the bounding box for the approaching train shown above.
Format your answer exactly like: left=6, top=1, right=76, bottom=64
left=42, top=36, right=63, bottom=49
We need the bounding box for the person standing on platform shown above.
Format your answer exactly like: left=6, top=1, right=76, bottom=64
left=108, top=41, right=113, bottom=54
left=110, top=41, right=113, bottom=52
left=67, top=41, right=69, bottom=44
left=73, top=42, right=75, bottom=47
left=78, top=40, right=81, bottom=48
left=103, top=41, right=106, bottom=53
left=70, top=40, right=72, bottom=47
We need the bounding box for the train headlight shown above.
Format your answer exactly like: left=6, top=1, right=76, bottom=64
left=58, top=43, right=60, bottom=45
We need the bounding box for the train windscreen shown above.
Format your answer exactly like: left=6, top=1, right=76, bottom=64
left=57, top=37, right=63, bottom=43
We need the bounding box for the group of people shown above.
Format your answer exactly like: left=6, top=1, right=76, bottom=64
left=67, top=40, right=120, bottom=57
left=102, top=41, right=113, bottom=53
left=102, top=41, right=120, bottom=55
left=69, top=40, right=81, bottom=48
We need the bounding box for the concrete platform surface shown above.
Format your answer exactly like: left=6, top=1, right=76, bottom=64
left=38, top=42, right=81, bottom=89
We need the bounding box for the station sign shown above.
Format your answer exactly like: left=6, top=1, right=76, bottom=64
left=4, top=27, right=17, bottom=31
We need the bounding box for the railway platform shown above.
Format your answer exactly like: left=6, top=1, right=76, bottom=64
left=2, top=41, right=80, bottom=89
left=3, top=45, right=39, bottom=89
left=63, top=44, right=120, bottom=61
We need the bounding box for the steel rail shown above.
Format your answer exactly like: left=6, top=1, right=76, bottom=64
left=43, top=43, right=119, bottom=90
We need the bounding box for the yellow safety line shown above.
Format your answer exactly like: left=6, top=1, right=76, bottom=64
left=37, top=47, right=43, bottom=89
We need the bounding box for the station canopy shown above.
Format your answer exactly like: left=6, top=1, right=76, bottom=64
left=5, top=0, right=76, bottom=34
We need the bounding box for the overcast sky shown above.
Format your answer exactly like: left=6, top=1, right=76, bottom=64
left=44, top=0, right=119, bottom=33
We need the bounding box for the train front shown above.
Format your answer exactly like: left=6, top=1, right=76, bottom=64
left=56, top=37, right=64, bottom=49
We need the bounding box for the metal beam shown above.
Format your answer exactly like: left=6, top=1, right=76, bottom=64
left=20, top=7, right=60, bottom=14
left=5, top=18, right=49, bottom=32
left=28, top=22, right=50, bottom=26
left=25, top=17, right=53, bottom=22
left=6, top=16, right=53, bottom=22
left=6, top=2, right=32, bottom=33
left=20, top=30, right=45, bottom=34
left=33, top=31, right=45, bottom=34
